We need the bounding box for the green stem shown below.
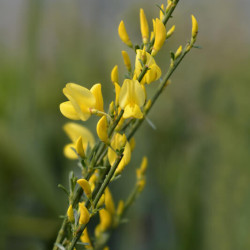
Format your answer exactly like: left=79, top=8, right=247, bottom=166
left=67, top=152, right=125, bottom=250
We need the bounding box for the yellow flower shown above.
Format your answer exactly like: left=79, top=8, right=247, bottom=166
left=134, top=49, right=161, bottom=85
left=96, top=116, right=109, bottom=143
left=108, top=133, right=131, bottom=175
left=67, top=204, right=74, bottom=223
left=119, top=79, right=145, bottom=119
left=63, top=123, right=95, bottom=159
left=118, top=21, right=132, bottom=47
left=151, top=18, right=166, bottom=56
left=99, top=209, right=112, bottom=231
left=174, top=45, right=182, bottom=59
left=77, top=179, right=92, bottom=199
left=79, top=203, right=90, bottom=225
left=105, top=188, right=115, bottom=215
left=80, top=228, right=93, bottom=249
left=140, top=9, right=149, bottom=44
left=60, top=83, right=103, bottom=121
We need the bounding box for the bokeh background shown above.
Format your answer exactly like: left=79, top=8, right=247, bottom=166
left=0, top=0, right=250, bottom=249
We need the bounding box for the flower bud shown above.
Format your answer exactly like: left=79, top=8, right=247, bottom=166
left=67, top=204, right=74, bottom=223
left=116, top=200, right=124, bottom=216
left=77, top=179, right=92, bottom=199
left=118, top=21, right=132, bottom=47
left=175, top=45, right=182, bottom=59
left=76, top=136, right=85, bottom=158
left=151, top=18, right=166, bottom=56
left=159, top=4, right=165, bottom=21
left=140, top=9, right=149, bottom=44
left=111, top=65, right=119, bottom=84
left=166, top=25, right=175, bottom=38
left=121, top=51, right=131, bottom=71
left=79, top=203, right=90, bottom=225
left=191, top=15, right=198, bottom=38
left=96, top=116, right=108, bottom=143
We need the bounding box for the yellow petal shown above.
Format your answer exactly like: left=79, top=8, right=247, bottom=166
left=63, top=143, right=78, bottom=159
left=123, top=104, right=143, bottom=119
left=80, top=228, right=92, bottom=249
left=145, top=63, right=161, bottom=84
left=96, top=116, right=108, bottom=143
left=60, top=101, right=80, bottom=120
left=79, top=203, right=90, bottom=225
left=77, top=179, right=92, bottom=199
left=140, top=9, right=149, bottom=44
left=118, top=21, right=132, bottom=47
left=63, top=122, right=95, bottom=147
left=76, top=136, right=85, bottom=158
left=90, top=83, right=104, bottom=112
left=119, top=79, right=145, bottom=110
left=63, top=83, right=96, bottom=121
left=115, top=141, right=131, bottom=174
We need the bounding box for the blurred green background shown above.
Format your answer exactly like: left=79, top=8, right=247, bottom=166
left=0, top=0, right=250, bottom=249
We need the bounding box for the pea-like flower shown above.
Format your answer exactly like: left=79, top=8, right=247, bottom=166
left=134, top=49, right=161, bottom=85
left=60, top=83, right=104, bottom=121
left=119, top=79, right=145, bottom=119
left=63, top=122, right=95, bottom=159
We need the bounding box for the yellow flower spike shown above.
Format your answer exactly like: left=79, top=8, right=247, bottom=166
left=140, top=9, right=149, bottom=44
left=175, top=45, right=182, bottom=59
left=111, top=65, right=119, bottom=84
left=63, top=123, right=95, bottom=160
left=159, top=4, right=165, bottom=21
left=97, top=194, right=105, bottom=208
left=96, top=116, right=108, bottom=143
left=117, top=200, right=124, bottom=216
left=90, top=83, right=104, bottom=113
left=75, top=136, right=85, bottom=158
left=108, top=133, right=131, bottom=175
left=134, top=49, right=161, bottom=85
left=114, top=82, right=120, bottom=106
left=166, top=25, right=175, bottom=38
left=151, top=18, right=166, bottom=56
left=191, top=15, right=198, bottom=38
left=129, top=137, right=136, bottom=152
left=121, top=51, right=131, bottom=71
left=80, top=228, right=93, bottom=249
left=99, top=209, right=112, bottom=231
left=62, top=83, right=96, bottom=121
left=119, top=79, right=145, bottom=119
left=67, top=204, right=74, bottom=223
left=105, top=187, right=115, bottom=215
left=79, top=203, right=90, bottom=225
left=118, top=20, right=133, bottom=47
left=77, top=179, right=92, bottom=199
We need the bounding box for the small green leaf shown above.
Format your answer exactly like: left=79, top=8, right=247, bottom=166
left=58, top=184, right=69, bottom=196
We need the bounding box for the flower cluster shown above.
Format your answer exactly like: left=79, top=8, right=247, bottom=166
left=54, top=1, right=198, bottom=249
